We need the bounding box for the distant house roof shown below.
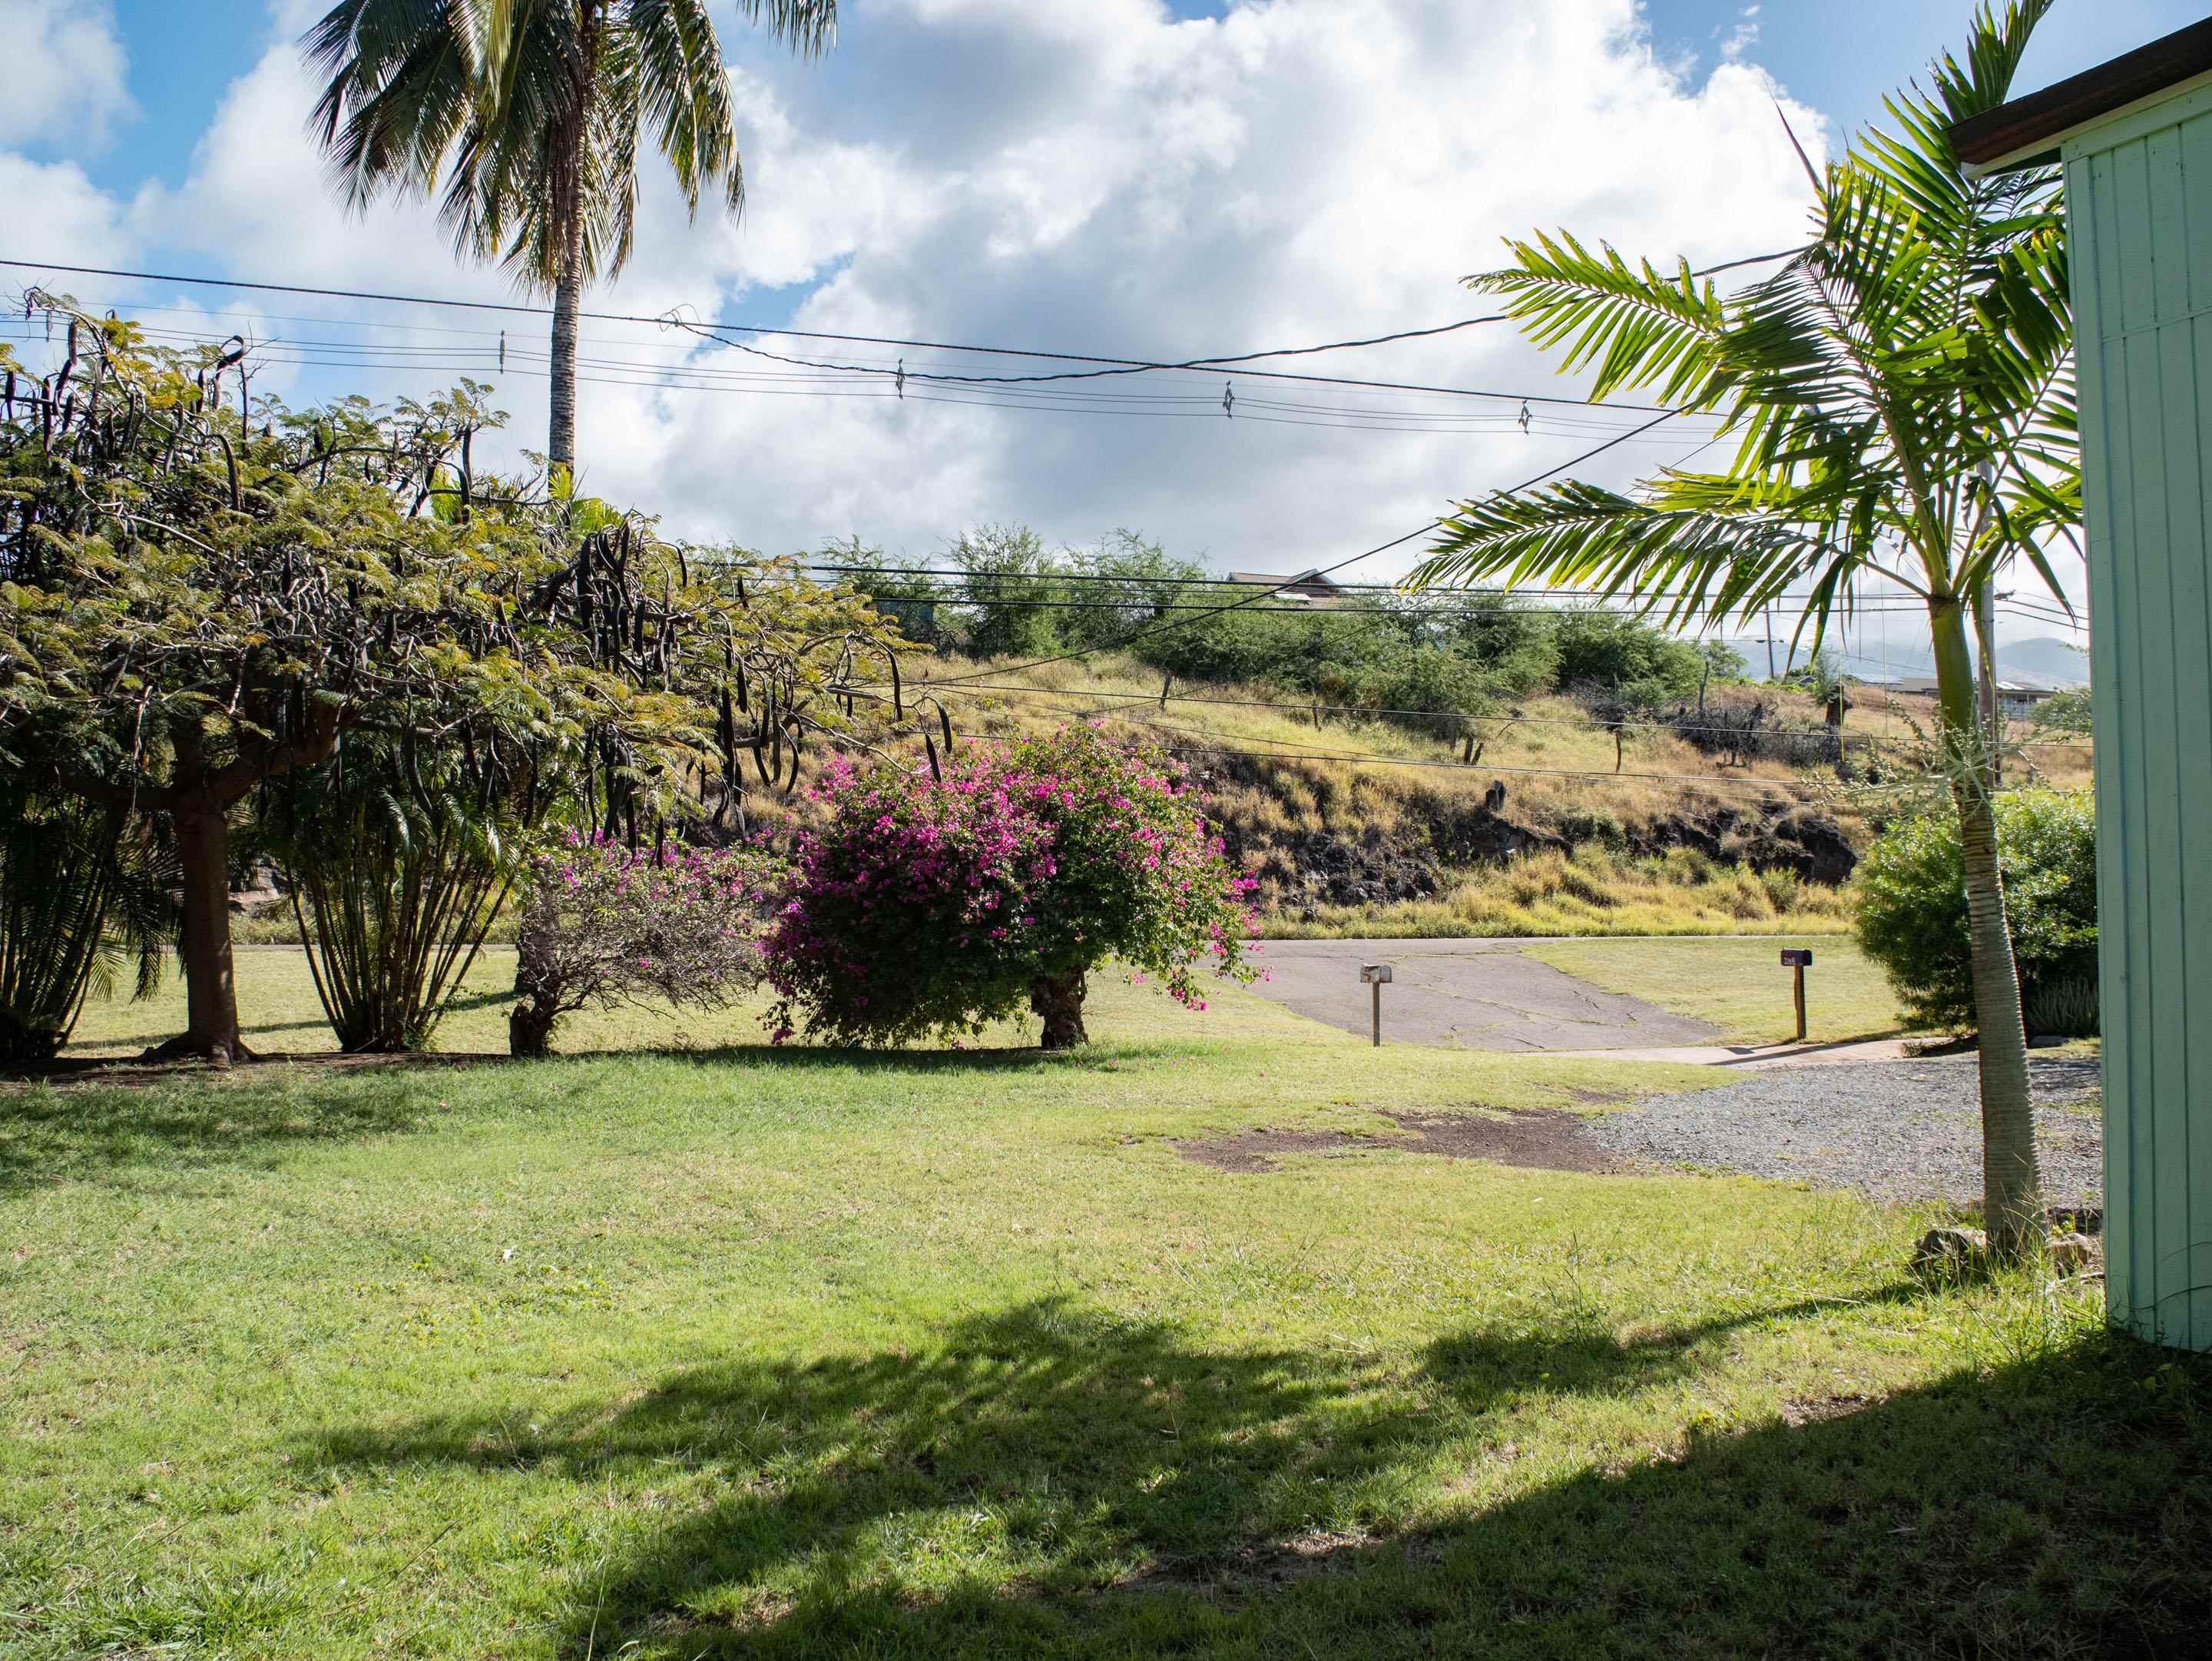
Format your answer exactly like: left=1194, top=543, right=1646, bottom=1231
left=1226, top=569, right=1343, bottom=604
left=1949, top=18, right=2212, bottom=174
left=1880, top=674, right=2067, bottom=698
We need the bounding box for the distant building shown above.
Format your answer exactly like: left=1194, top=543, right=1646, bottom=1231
left=1225, top=569, right=1346, bottom=606
left=1879, top=675, right=2067, bottom=718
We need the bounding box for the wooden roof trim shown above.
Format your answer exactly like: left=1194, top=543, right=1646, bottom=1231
left=1949, top=18, right=2212, bottom=171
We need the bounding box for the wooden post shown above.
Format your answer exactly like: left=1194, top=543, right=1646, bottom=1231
left=1361, top=962, right=1392, bottom=1046
left=1781, top=949, right=1813, bottom=1043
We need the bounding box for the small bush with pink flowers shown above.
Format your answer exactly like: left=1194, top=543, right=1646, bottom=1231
left=508, top=834, right=791, bottom=1056
left=763, top=724, right=1257, bottom=1049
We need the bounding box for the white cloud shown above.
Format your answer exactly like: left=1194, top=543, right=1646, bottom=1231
left=1720, top=5, right=1762, bottom=65
left=0, top=154, right=134, bottom=271
left=17, top=0, right=1845, bottom=589
left=0, top=0, right=133, bottom=150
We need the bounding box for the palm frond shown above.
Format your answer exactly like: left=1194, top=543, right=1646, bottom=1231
left=1466, top=230, right=1733, bottom=406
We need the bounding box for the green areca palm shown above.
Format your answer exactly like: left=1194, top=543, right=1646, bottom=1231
left=303, top=0, right=838, bottom=469
left=1407, top=0, right=2078, bottom=1258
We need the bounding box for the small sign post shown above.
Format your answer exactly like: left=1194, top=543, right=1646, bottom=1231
left=1780, top=949, right=1814, bottom=1043
left=1359, top=962, right=1392, bottom=1047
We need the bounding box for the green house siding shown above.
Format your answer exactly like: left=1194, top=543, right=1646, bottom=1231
left=2068, top=81, right=2212, bottom=1350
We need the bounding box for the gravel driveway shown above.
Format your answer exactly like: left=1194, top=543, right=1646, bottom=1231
left=1587, top=1056, right=2103, bottom=1208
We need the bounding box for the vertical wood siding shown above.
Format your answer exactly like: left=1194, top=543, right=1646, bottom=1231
left=2069, top=84, right=2212, bottom=1350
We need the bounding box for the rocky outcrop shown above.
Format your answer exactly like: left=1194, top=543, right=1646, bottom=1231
left=1225, top=810, right=1568, bottom=911
left=1629, top=805, right=1858, bottom=886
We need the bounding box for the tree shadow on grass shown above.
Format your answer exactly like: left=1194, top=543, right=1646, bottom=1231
left=0, top=1067, right=463, bottom=1194
left=299, top=1293, right=2210, bottom=1659
left=0, top=1037, right=1190, bottom=1195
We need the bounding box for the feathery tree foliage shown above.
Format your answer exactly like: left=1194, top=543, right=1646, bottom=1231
left=303, top=0, right=839, bottom=469
left=0, top=296, right=903, bottom=1060
left=1406, top=2, right=2077, bottom=1257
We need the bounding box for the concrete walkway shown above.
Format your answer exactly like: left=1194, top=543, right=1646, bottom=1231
left=1249, top=938, right=1721, bottom=1053
left=1545, top=1036, right=1920, bottom=1069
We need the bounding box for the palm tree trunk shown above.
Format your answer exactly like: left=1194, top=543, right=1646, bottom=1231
left=1930, top=598, right=2041, bottom=1257
left=548, top=211, right=584, bottom=472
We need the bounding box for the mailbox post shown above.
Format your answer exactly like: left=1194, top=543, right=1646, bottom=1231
left=1359, top=962, right=1392, bottom=1046
left=1780, top=948, right=1813, bottom=1043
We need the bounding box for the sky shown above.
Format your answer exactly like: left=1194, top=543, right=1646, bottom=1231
left=3, top=0, right=2194, bottom=658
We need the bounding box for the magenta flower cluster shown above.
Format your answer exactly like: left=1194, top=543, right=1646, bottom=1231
left=761, top=724, right=1258, bottom=1045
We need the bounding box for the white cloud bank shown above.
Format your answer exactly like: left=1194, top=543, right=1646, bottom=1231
left=0, top=0, right=134, bottom=150
left=9, top=0, right=1847, bottom=588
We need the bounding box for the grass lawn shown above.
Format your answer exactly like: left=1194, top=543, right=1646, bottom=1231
left=3, top=957, right=2204, bottom=1658
left=1525, top=936, right=1920, bottom=1046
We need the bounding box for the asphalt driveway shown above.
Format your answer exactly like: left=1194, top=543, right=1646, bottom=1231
left=1248, top=938, right=1721, bottom=1052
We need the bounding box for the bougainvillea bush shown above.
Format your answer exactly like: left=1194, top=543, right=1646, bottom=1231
left=508, top=834, right=791, bottom=1056
left=763, top=724, right=1257, bottom=1049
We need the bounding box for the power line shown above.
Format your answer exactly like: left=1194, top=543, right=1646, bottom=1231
left=843, top=591, right=1942, bottom=619
left=925, top=407, right=1687, bottom=688
left=917, top=674, right=2091, bottom=748
left=1, top=252, right=1782, bottom=412
left=3, top=321, right=1737, bottom=441
left=661, top=247, right=1803, bottom=396
left=800, top=562, right=2063, bottom=628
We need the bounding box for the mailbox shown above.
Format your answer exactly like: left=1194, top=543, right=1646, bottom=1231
left=1360, top=963, right=1393, bottom=984
left=1780, top=949, right=1814, bottom=967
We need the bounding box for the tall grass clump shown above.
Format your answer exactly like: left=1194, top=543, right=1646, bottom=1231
left=1260, top=844, right=1852, bottom=939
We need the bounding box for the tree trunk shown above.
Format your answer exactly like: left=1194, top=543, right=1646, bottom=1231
left=508, top=999, right=558, bottom=1059
left=159, top=802, right=250, bottom=1062
left=548, top=212, right=584, bottom=472
left=1030, top=972, right=1088, bottom=1051
left=1930, top=598, right=2042, bottom=1258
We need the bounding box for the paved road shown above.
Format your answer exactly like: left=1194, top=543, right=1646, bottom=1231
left=1249, top=938, right=1720, bottom=1052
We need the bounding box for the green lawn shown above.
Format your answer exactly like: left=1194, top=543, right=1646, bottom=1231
left=2, top=956, right=2204, bottom=1659
left=1525, top=935, right=1920, bottom=1045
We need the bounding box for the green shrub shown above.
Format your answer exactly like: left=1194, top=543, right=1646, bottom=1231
left=1555, top=810, right=1628, bottom=851
left=1852, top=789, right=2098, bottom=1035
left=1551, top=611, right=1706, bottom=701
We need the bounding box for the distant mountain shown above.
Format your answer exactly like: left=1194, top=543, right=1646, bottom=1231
left=1706, top=632, right=2087, bottom=689
left=1997, top=636, right=2091, bottom=687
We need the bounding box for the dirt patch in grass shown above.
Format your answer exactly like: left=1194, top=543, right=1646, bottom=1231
left=1780, top=1393, right=1879, bottom=1427
left=1172, top=1107, right=1624, bottom=1175
left=1105, top=1530, right=1442, bottom=1602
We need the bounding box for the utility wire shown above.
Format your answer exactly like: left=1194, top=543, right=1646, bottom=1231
left=912, top=675, right=2090, bottom=747
left=2, top=250, right=1795, bottom=412
left=3, top=323, right=1735, bottom=440
left=926, top=408, right=1687, bottom=688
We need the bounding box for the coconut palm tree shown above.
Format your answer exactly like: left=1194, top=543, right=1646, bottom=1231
left=303, top=0, right=839, bottom=472
left=1406, top=0, right=2078, bottom=1258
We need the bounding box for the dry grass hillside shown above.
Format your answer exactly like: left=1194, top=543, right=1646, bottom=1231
left=831, top=652, right=2091, bottom=938
left=232, top=651, right=2090, bottom=945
